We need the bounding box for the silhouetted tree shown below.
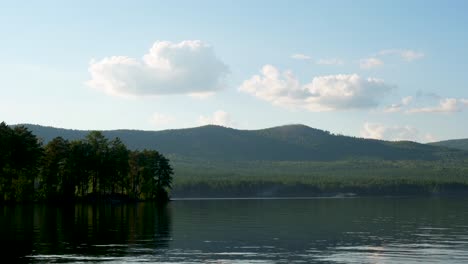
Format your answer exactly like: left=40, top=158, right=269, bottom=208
left=69, top=140, right=92, bottom=198
left=128, top=151, right=143, bottom=200
left=0, top=124, right=42, bottom=202
left=108, top=137, right=129, bottom=194
left=86, top=131, right=109, bottom=195
left=0, top=122, right=12, bottom=202
left=40, top=137, right=70, bottom=201
left=155, top=154, right=173, bottom=202
left=127, top=150, right=173, bottom=201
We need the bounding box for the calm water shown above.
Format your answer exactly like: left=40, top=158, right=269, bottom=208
left=2, top=197, right=468, bottom=263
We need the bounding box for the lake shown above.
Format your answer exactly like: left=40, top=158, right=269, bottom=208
left=2, top=197, right=468, bottom=263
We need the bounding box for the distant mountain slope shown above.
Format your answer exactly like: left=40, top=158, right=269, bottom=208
left=19, top=124, right=466, bottom=161
left=430, top=138, right=468, bottom=151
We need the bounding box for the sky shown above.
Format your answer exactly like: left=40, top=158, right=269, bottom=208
left=1, top=0, right=468, bottom=142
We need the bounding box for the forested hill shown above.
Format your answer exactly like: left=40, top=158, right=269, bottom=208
left=430, top=138, right=468, bottom=151
left=20, top=124, right=466, bottom=161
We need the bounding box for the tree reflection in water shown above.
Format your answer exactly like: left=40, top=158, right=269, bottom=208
left=0, top=202, right=172, bottom=262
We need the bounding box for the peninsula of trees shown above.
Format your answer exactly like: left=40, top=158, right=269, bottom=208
left=0, top=122, right=173, bottom=204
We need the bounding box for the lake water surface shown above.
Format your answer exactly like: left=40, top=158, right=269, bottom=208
left=2, top=197, right=468, bottom=263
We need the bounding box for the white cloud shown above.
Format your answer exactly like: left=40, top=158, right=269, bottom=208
left=384, top=96, right=413, bottom=113
left=400, top=50, right=425, bottom=61
left=424, top=134, right=438, bottom=143
left=360, top=122, right=435, bottom=142
left=401, top=96, right=413, bottom=105
left=239, top=65, right=393, bottom=111
left=86, top=40, right=229, bottom=97
left=384, top=105, right=400, bottom=113
left=378, top=49, right=425, bottom=62
left=198, top=110, right=233, bottom=127
left=407, top=98, right=466, bottom=113
left=149, top=112, right=174, bottom=127
left=187, top=91, right=215, bottom=99
left=384, top=96, right=468, bottom=114
left=291, top=53, right=312, bottom=60
left=316, top=58, right=344, bottom=65
left=360, top=57, right=384, bottom=69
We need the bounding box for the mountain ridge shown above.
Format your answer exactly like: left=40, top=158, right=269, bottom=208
left=430, top=138, right=468, bottom=151
left=15, top=123, right=467, bottom=162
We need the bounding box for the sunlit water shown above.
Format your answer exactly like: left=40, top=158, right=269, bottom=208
left=2, top=197, right=468, bottom=263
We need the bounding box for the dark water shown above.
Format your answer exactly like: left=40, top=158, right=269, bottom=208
left=2, top=197, right=468, bottom=263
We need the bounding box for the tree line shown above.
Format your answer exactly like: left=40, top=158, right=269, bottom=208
left=0, top=122, right=173, bottom=203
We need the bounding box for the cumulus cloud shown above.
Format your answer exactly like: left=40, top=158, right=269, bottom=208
left=407, top=98, right=467, bottom=113
left=86, top=40, right=229, bottom=97
left=316, top=58, right=344, bottom=65
left=149, top=112, right=174, bottom=127
left=360, top=57, right=384, bottom=69
left=239, top=65, right=393, bottom=111
left=378, top=49, right=425, bottom=62
left=360, top=122, right=435, bottom=142
left=291, top=53, right=312, bottom=60
left=198, top=110, right=233, bottom=127
left=384, top=96, right=413, bottom=113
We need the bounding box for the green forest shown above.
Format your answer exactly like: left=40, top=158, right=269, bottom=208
left=0, top=122, right=173, bottom=204
left=170, top=158, right=468, bottom=197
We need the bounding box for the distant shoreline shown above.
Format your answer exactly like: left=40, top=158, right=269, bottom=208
left=171, top=180, right=468, bottom=198
left=171, top=194, right=467, bottom=200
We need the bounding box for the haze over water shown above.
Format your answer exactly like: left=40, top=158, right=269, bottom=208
left=2, top=197, right=468, bottom=263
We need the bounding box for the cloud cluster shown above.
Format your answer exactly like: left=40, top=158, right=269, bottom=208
left=360, top=57, right=384, bottom=70
left=385, top=97, right=468, bottom=114
left=187, top=91, right=215, bottom=99
left=292, top=49, right=423, bottom=70
left=316, top=58, right=344, bottom=65
left=239, top=65, right=393, bottom=111
left=87, top=40, right=229, bottom=97
left=198, top=110, right=233, bottom=127
left=360, top=49, right=424, bottom=70
left=290, top=54, right=344, bottom=65
left=361, top=122, right=435, bottom=142
left=407, top=98, right=468, bottom=113
left=290, top=54, right=312, bottom=60
left=378, top=49, right=425, bottom=62
left=384, top=96, right=413, bottom=113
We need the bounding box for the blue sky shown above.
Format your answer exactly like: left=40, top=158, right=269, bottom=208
left=1, top=0, right=468, bottom=142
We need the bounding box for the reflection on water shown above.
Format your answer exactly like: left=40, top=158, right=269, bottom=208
left=1, top=197, right=468, bottom=263
left=0, top=203, right=171, bottom=263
